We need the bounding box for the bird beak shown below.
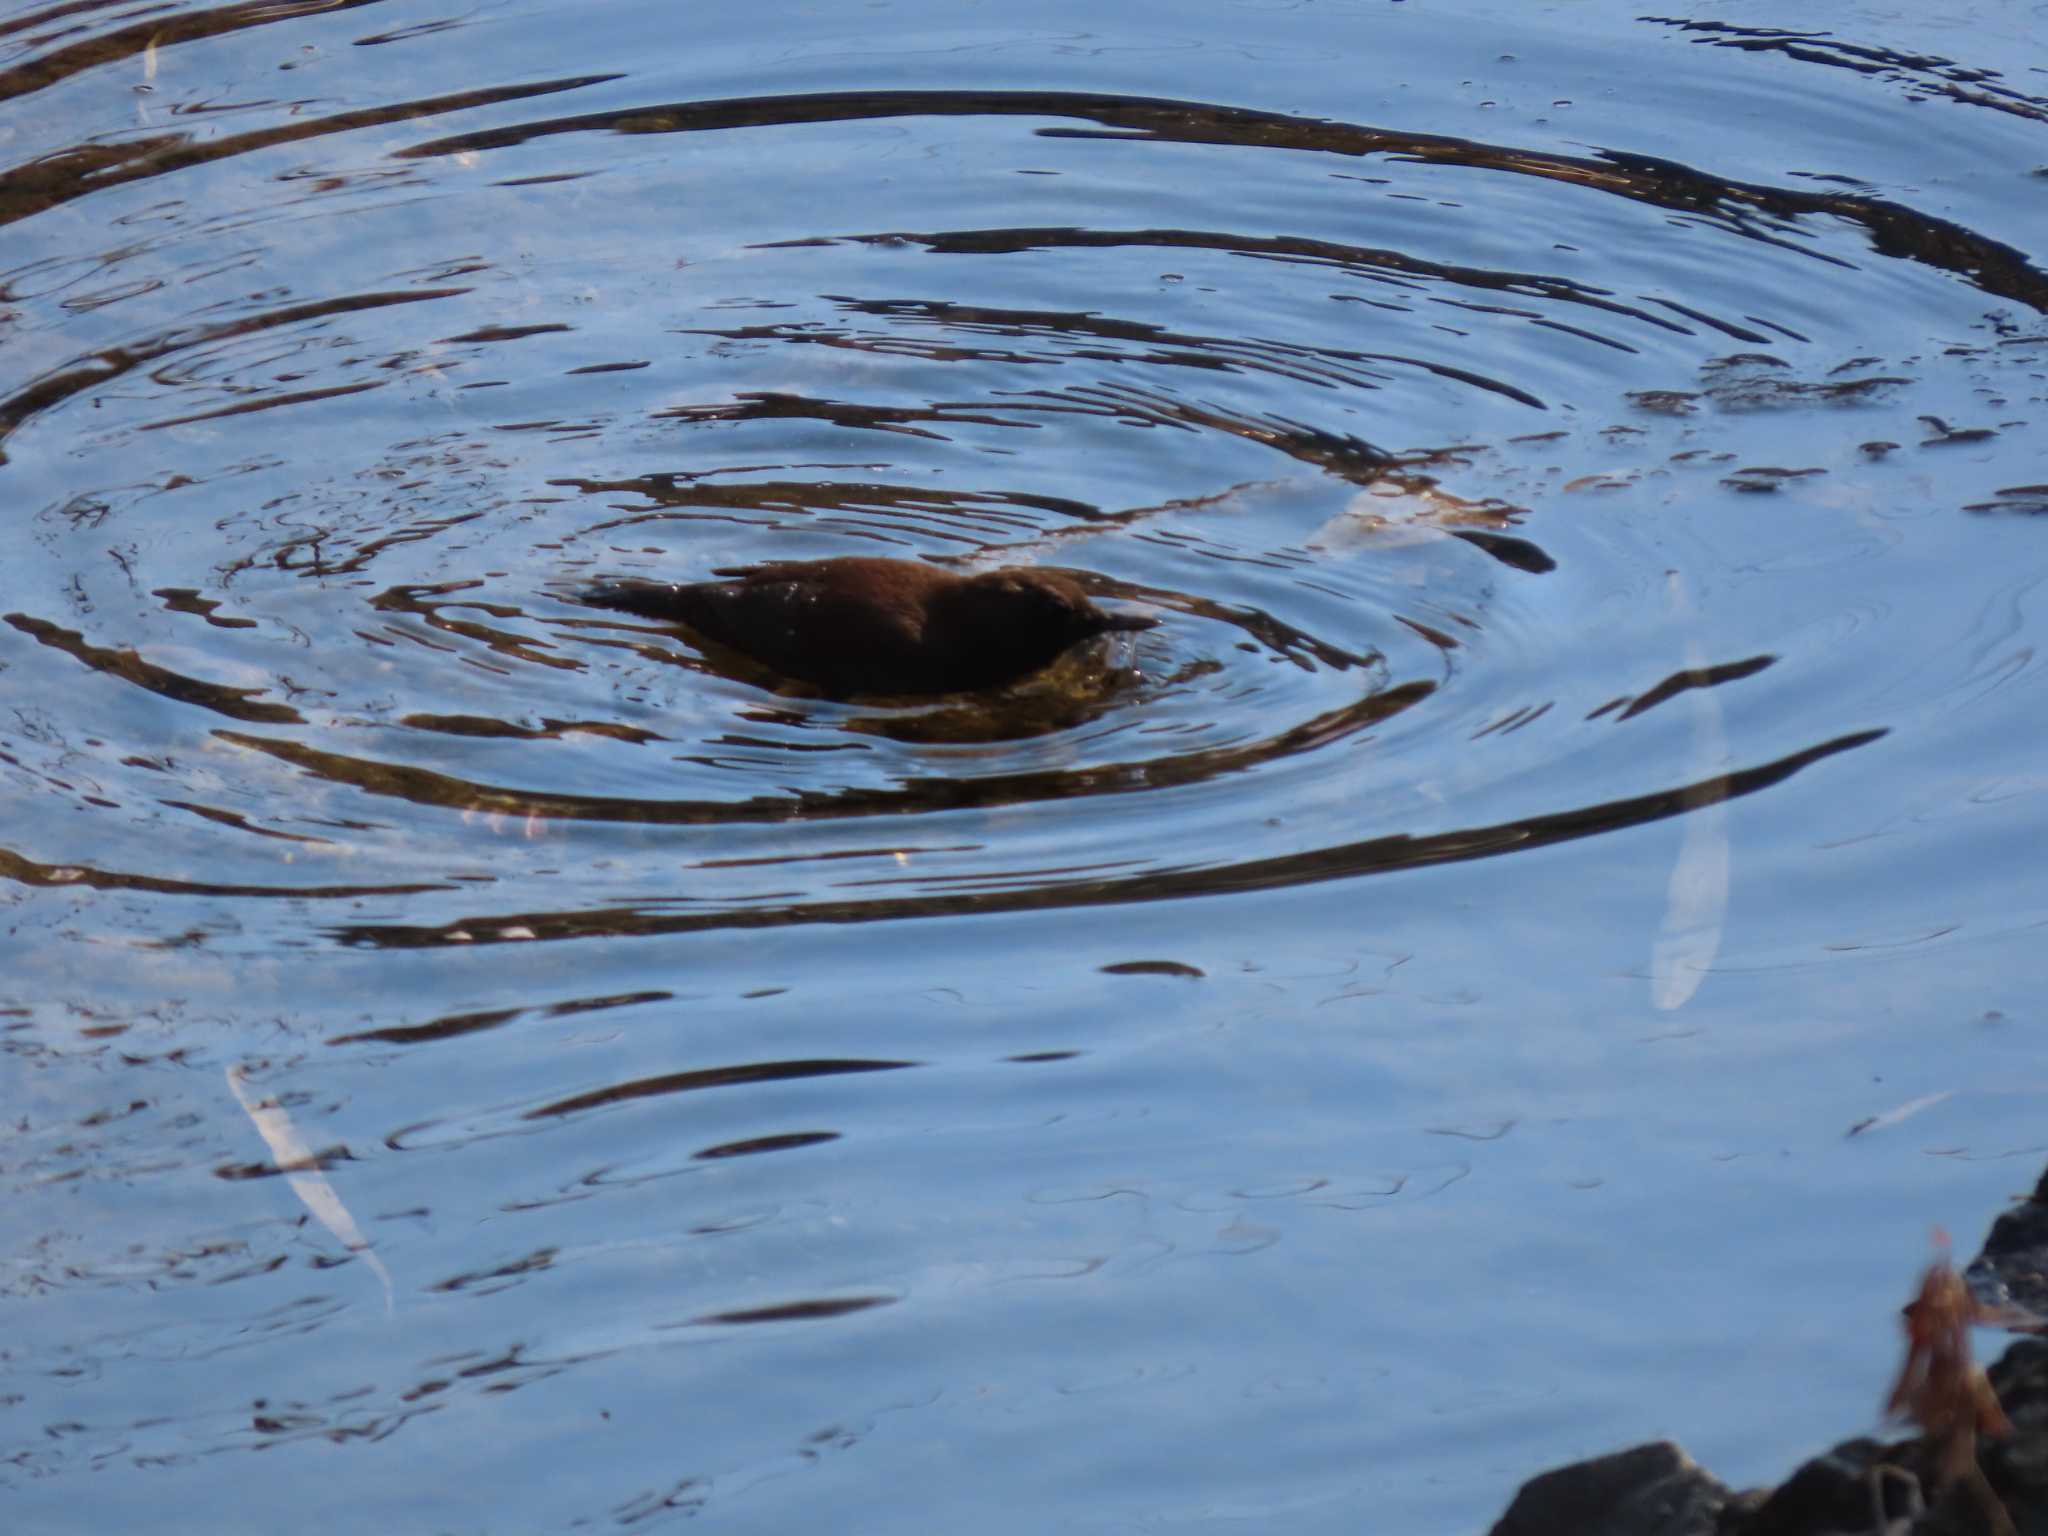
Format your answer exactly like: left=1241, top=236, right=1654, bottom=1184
left=1101, top=611, right=1160, bottom=633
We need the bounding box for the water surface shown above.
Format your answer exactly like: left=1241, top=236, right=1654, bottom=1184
left=5, top=1, right=2048, bottom=1530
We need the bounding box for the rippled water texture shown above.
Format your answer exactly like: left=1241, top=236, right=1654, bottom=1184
left=6, top=2, right=2048, bottom=1530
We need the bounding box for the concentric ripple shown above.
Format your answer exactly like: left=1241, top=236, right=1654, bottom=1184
left=6, top=59, right=2012, bottom=940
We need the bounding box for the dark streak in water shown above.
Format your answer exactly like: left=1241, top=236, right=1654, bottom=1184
left=139, top=379, right=386, bottom=432
left=211, top=681, right=1426, bottom=826
left=333, top=1006, right=522, bottom=1046
left=1447, top=529, right=1556, bottom=574
left=0, top=1, right=387, bottom=106
left=395, top=89, right=2048, bottom=312
left=153, top=588, right=260, bottom=630
left=437, top=324, right=576, bottom=344
left=560, top=472, right=1104, bottom=529
left=1613, top=655, right=1776, bottom=722
left=331, top=989, right=676, bottom=1045
left=0, top=288, right=469, bottom=462
left=827, top=231, right=1642, bottom=375
left=160, top=799, right=336, bottom=845
left=525, top=1058, right=917, bottom=1120
left=0, top=842, right=449, bottom=900
left=326, top=728, right=1888, bottom=948
left=691, top=1294, right=896, bottom=1325
left=5, top=612, right=302, bottom=723
left=694, top=1131, right=839, bottom=1159
left=1643, top=19, right=2048, bottom=128
left=0, top=69, right=621, bottom=232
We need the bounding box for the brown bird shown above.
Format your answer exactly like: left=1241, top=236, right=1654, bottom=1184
left=582, top=556, right=1158, bottom=696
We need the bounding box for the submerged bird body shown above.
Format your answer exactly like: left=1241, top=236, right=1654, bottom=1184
left=582, top=556, right=1156, bottom=695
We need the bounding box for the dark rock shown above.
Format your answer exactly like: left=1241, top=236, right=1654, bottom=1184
left=1488, top=1440, right=1731, bottom=1536
left=1488, top=1336, right=2048, bottom=1536
left=581, top=556, right=1157, bottom=696
left=1738, top=1437, right=1923, bottom=1536
left=1490, top=1170, right=2048, bottom=1536
left=1966, top=1172, right=2048, bottom=1329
